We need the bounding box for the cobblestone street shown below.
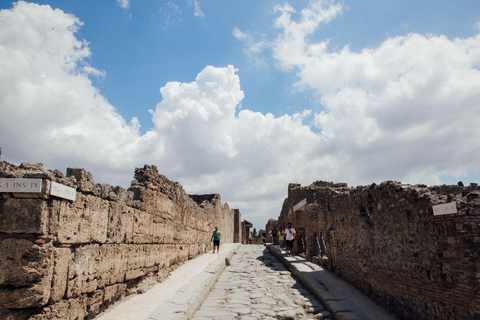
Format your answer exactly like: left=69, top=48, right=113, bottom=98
left=192, top=245, right=332, bottom=320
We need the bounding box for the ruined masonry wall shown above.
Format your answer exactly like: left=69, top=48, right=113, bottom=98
left=277, top=181, right=480, bottom=320
left=0, top=161, right=237, bottom=320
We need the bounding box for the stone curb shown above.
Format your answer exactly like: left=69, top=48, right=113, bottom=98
left=267, top=245, right=397, bottom=320
left=147, top=243, right=241, bottom=320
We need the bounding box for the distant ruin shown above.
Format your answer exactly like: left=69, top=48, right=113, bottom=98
left=267, top=180, right=480, bottom=320
left=0, top=156, right=250, bottom=320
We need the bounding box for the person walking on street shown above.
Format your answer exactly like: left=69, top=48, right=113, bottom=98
left=278, top=227, right=285, bottom=248
left=211, top=226, right=221, bottom=253
left=285, top=223, right=296, bottom=256
left=272, top=228, right=277, bottom=244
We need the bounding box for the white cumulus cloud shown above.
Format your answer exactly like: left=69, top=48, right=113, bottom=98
left=267, top=0, right=480, bottom=185
left=2, top=1, right=480, bottom=228
left=0, top=2, right=332, bottom=226
left=0, top=2, right=143, bottom=180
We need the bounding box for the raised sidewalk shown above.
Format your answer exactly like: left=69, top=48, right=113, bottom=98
left=95, top=243, right=241, bottom=320
left=267, top=244, right=399, bottom=320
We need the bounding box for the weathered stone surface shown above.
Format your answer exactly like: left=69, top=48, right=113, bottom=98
left=275, top=180, right=480, bottom=320
left=0, top=159, right=241, bottom=319
left=56, top=192, right=108, bottom=243
left=97, top=183, right=118, bottom=201
left=0, top=161, right=52, bottom=181
left=0, top=307, right=37, bottom=320
left=132, top=210, right=154, bottom=244
left=106, top=202, right=133, bottom=244
left=49, top=247, right=71, bottom=303
left=96, top=245, right=128, bottom=288
left=87, top=289, right=104, bottom=317
left=0, top=285, right=52, bottom=310
left=112, top=185, right=133, bottom=207
left=103, top=283, right=126, bottom=305
left=192, top=245, right=329, bottom=320
left=66, top=244, right=100, bottom=298
left=28, top=296, right=88, bottom=320
left=0, top=239, right=54, bottom=308
left=0, top=198, right=49, bottom=234
left=66, top=167, right=95, bottom=194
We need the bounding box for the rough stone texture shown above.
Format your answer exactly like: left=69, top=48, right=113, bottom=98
left=0, top=161, right=243, bottom=320
left=0, top=239, right=54, bottom=309
left=192, top=245, right=330, bottom=320
left=0, top=198, right=49, bottom=234
left=54, top=193, right=109, bottom=244
left=49, top=248, right=70, bottom=304
left=275, top=180, right=480, bottom=320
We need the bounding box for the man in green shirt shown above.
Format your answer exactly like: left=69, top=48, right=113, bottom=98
left=211, top=226, right=221, bottom=253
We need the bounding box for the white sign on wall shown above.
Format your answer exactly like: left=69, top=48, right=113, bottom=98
left=50, top=181, right=77, bottom=201
left=0, top=178, right=43, bottom=193
left=432, top=202, right=457, bottom=216
left=294, top=198, right=307, bottom=212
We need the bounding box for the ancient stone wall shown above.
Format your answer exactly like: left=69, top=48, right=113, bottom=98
left=0, top=161, right=240, bottom=320
left=276, top=180, right=480, bottom=320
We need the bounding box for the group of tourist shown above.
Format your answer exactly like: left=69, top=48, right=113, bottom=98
left=269, top=223, right=296, bottom=255
left=210, top=223, right=296, bottom=256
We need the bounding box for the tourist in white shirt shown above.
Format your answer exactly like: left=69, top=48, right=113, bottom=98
left=285, top=222, right=296, bottom=256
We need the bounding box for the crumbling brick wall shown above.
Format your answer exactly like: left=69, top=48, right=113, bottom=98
left=276, top=180, right=480, bottom=320
left=0, top=161, right=238, bottom=320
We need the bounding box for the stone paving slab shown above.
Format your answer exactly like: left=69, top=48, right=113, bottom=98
left=267, top=245, right=400, bottom=320
left=192, top=245, right=330, bottom=320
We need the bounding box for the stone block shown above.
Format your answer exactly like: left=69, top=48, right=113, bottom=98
left=144, top=244, right=166, bottom=269
left=96, top=244, right=128, bottom=288
left=162, top=219, right=177, bottom=244
left=0, top=239, right=54, bottom=308
left=49, top=247, right=71, bottom=303
left=0, top=198, right=48, bottom=234
left=66, top=244, right=100, bottom=298
left=124, top=245, right=148, bottom=280
left=123, top=244, right=173, bottom=280
left=112, top=185, right=134, bottom=207
left=154, top=192, right=178, bottom=218
left=57, top=193, right=108, bottom=244
left=0, top=284, right=52, bottom=310
left=35, top=296, right=88, bottom=320
left=97, top=183, right=118, bottom=201
left=129, top=185, right=183, bottom=220
left=132, top=211, right=154, bottom=243
left=87, top=289, right=104, bottom=317
left=0, top=307, right=37, bottom=320
left=66, top=168, right=95, bottom=194
left=154, top=244, right=171, bottom=269
left=106, top=202, right=134, bottom=244
left=103, top=283, right=126, bottom=305
left=152, top=215, right=166, bottom=243
left=125, top=208, right=135, bottom=243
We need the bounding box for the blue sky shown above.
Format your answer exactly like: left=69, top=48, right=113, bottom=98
left=54, top=0, right=318, bottom=130
left=12, top=0, right=480, bottom=131
left=1, top=0, right=480, bottom=229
